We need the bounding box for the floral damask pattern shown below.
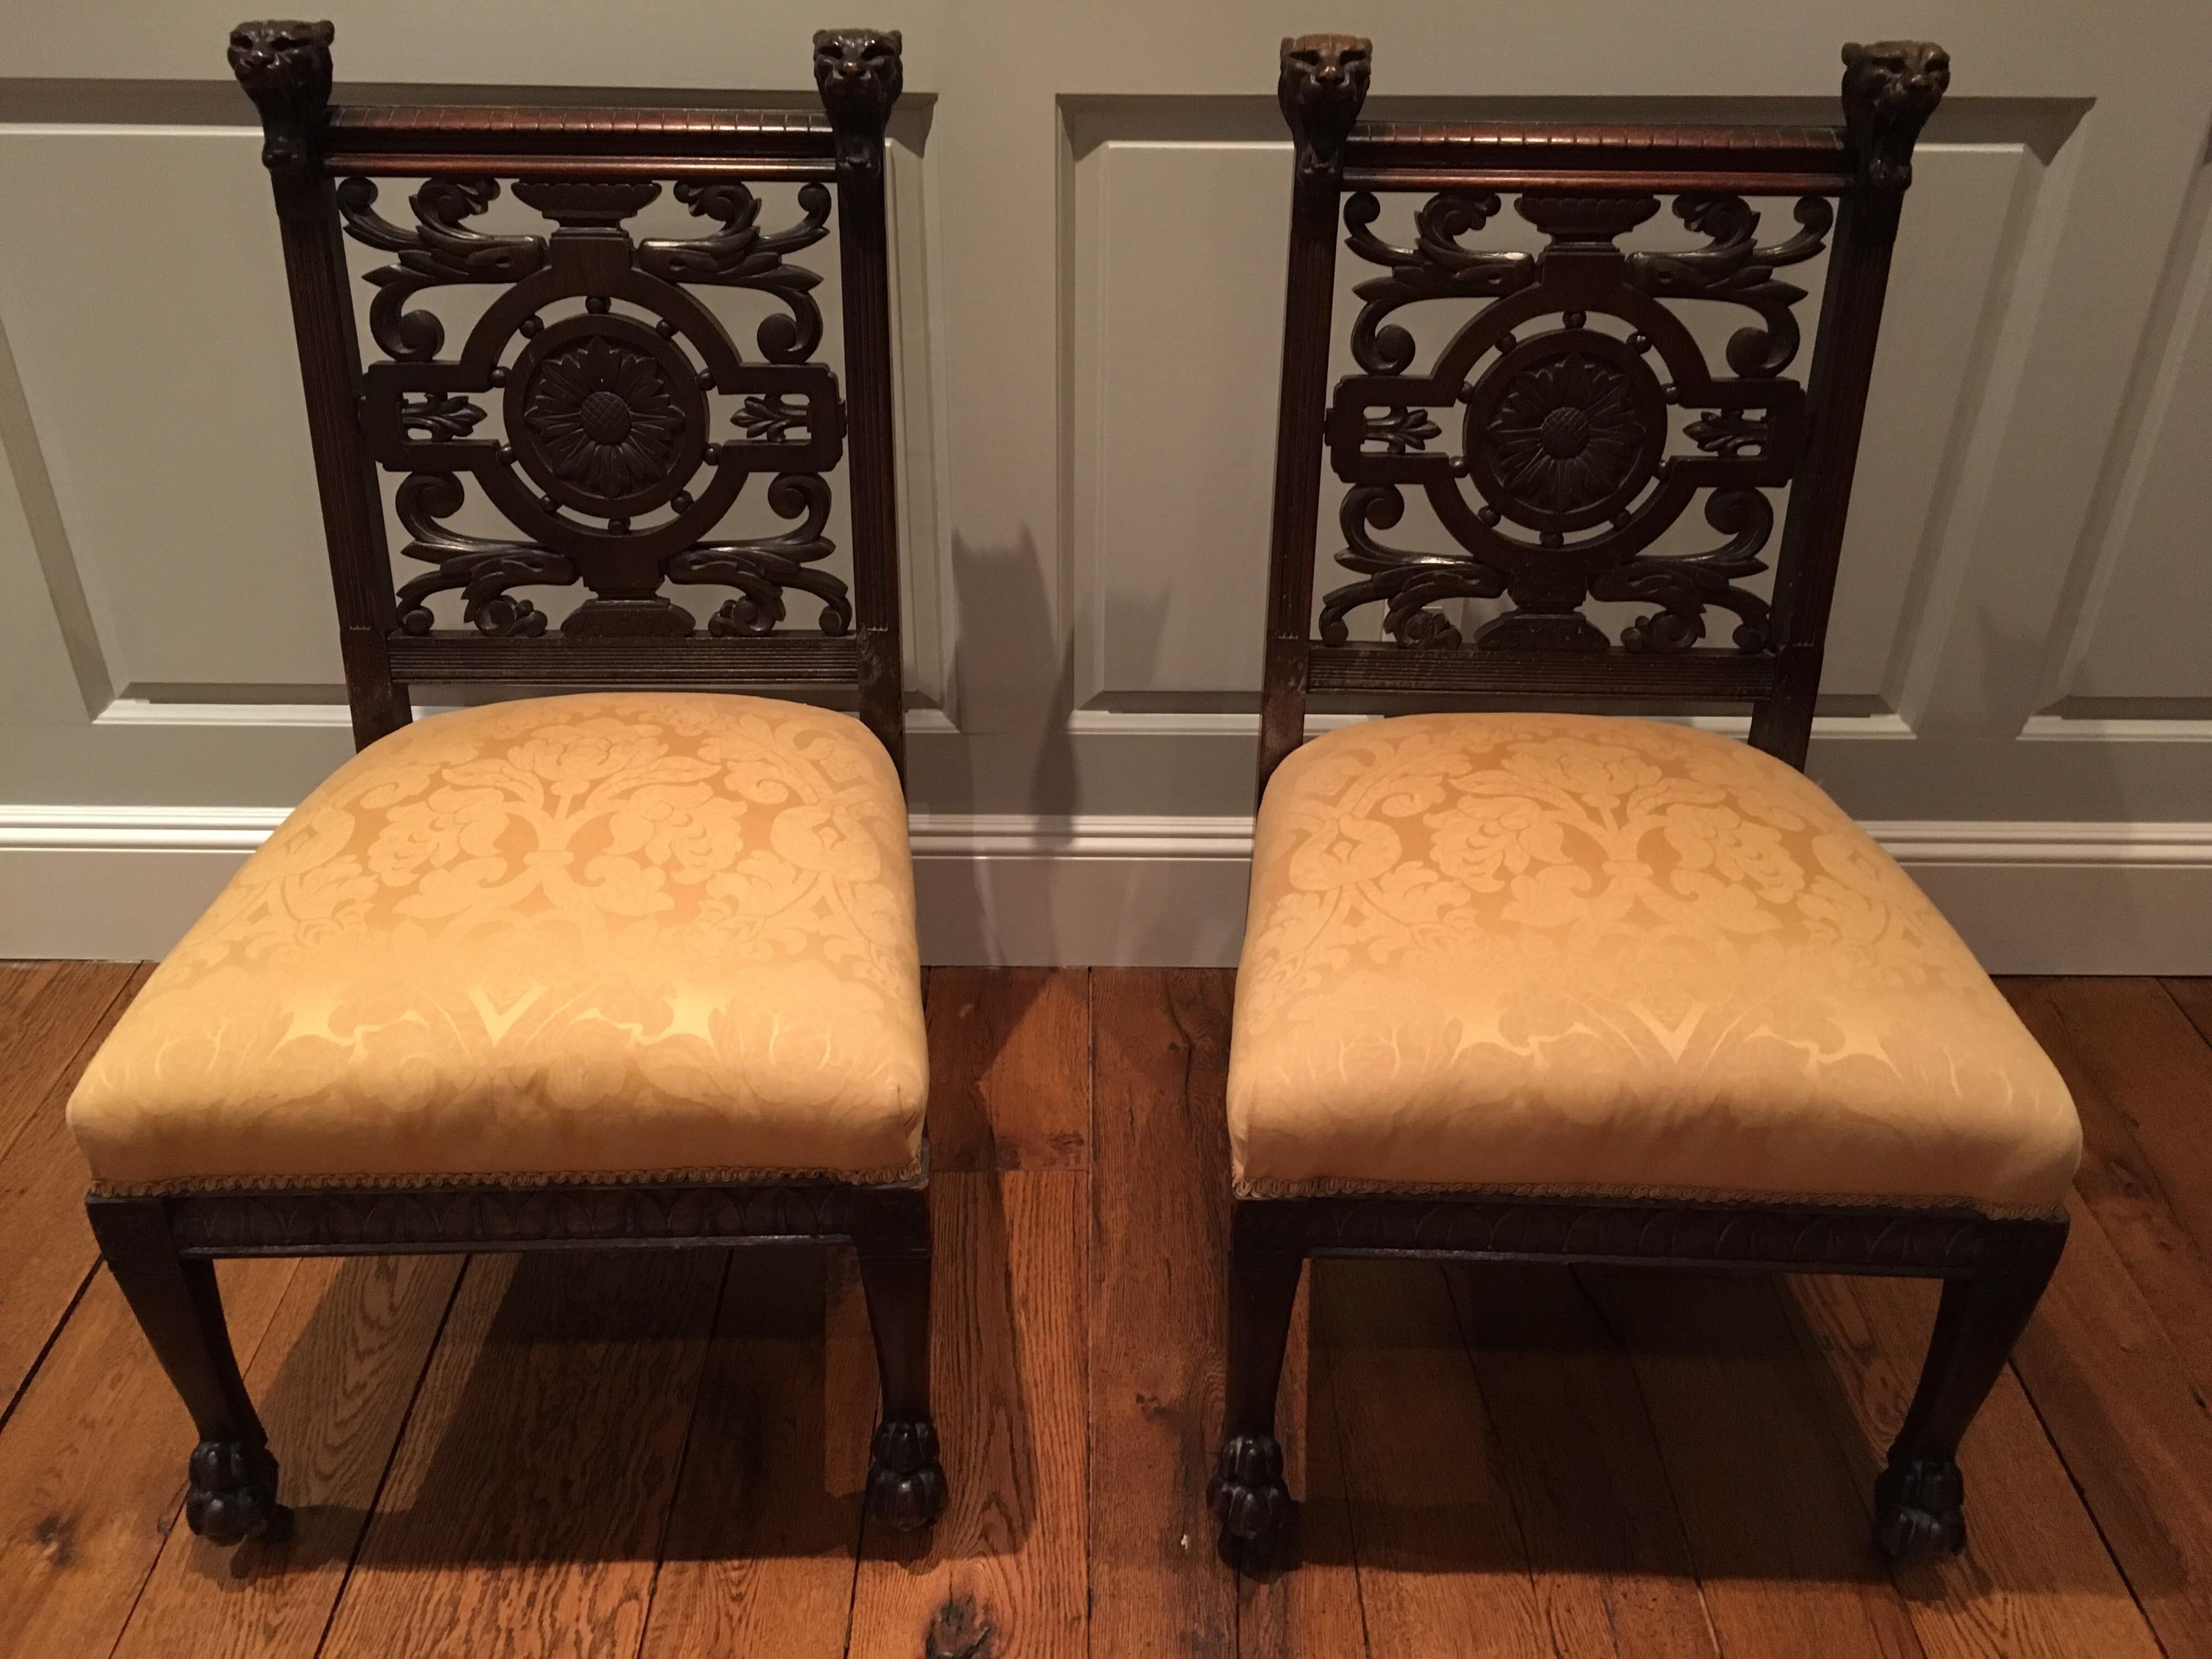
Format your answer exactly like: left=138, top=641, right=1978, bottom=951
left=69, top=693, right=926, bottom=1190
left=1230, top=714, right=2080, bottom=1209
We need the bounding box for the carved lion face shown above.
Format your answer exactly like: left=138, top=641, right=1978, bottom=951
left=812, top=28, right=905, bottom=108
left=226, top=18, right=335, bottom=92
left=1842, top=40, right=1951, bottom=116
left=1279, top=34, right=1373, bottom=106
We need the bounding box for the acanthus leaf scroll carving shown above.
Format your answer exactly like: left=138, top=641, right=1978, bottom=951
left=638, top=179, right=833, bottom=362
left=340, top=169, right=853, bottom=641
left=1321, top=185, right=1819, bottom=656
left=337, top=178, right=547, bottom=361
left=669, top=471, right=854, bottom=638
left=1626, top=192, right=1833, bottom=377
left=1345, top=190, right=1536, bottom=374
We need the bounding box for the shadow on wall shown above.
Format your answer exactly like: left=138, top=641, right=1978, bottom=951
left=914, top=529, right=1248, bottom=968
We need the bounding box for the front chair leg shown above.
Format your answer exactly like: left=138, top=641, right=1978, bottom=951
left=1875, top=1214, right=2068, bottom=1562
left=84, top=1195, right=291, bottom=1546
left=1209, top=1200, right=1304, bottom=1563
left=855, top=1188, right=947, bottom=1531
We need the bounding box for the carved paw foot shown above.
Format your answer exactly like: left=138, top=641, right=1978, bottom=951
left=867, top=1418, right=947, bottom=1531
left=1209, top=1433, right=1294, bottom=1559
left=1874, top=1454, right=1965, bottom=1562
left=185, top=1438, right=291, bottom=1546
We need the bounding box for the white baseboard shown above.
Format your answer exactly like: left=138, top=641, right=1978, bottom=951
left=3, top=807, right=2210, bottom=972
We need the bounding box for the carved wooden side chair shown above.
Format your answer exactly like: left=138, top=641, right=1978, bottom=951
left=64, top=21, right=947, bottom=1543
left=1211, top=36, right=2080, bottom=1567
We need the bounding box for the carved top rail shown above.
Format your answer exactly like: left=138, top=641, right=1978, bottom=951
left=1343, top=121, right=1854, bottom=192
left=1256, top=34, right=1950, bottom=787
left=325, top=106, right=840, bottom=177
left=228, top=19, right=914, bottom=769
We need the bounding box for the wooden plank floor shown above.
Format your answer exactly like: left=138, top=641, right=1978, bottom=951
left=1, top=967, right=2203, bottom=1657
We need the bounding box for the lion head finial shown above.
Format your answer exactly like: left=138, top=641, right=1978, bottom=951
left=1840, top=40, right=1949, bottom=189
left=813, top=27, right=904, bottom=171
left=228, top=19, right=335, bottom=173
left=1278, top=33, right=1373, bottom=178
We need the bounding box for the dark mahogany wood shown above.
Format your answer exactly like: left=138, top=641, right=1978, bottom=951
left=1218, top=34, right=2064, bottom=1573
left=77, top=20, right=943, bottom=1550
left=232, top=18, right=909, bottom=765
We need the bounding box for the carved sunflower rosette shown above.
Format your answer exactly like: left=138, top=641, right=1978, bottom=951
left=1322, top=185, right=1827, bottom=656
left=344, top=171, right=851, bottom=639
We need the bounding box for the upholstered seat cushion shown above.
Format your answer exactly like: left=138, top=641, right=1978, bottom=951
left=68, top=692, right=927, bottom=1190
left=1229, top=713, right=2080, bottom=1211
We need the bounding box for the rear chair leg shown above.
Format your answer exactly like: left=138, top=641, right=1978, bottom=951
left=1875, top=1214, right=2068, bottom=1562
left=84, top=1195, right=290, bottom=1546
left=856, top=1188, right=947, bottom=1530
left=1210, top=1200, right=1304, bottom=1563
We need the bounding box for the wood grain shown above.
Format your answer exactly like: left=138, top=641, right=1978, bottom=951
left=1086, top=969, right=1237, bottom=1658
left=0, top=961, right=60, bottom=1016
left=108, top=1253, right=465, bottom=1659
left=1317, top=1257, right=1550, bottom=1657
left=848, top=1170, right=1088, bottom=1658
left=1448, top=1262, right=1719, bottom=1658
left=639, top=1247, right=873, bottom=1659
left=1788, top=1271, right=2161, bottom=1659
left=2011, top=980, right=2212, bottom=1400
left=316, top=1249, right=725, bottom=1659
left=0, top=963, right=150, bottom=1412
left=1589, top=1270, right=1927, bottom=1659
left=2006, top=1193, right=2212, bottom=1657
left=0, top=959, right=136, bottom=1155
left=925, top=967, right=1091, bottom=1171
left=2025, top=979, right=2212, bottom=1265
left=846, top=962, right=1092, bottom=1658
left=0, top=1258, right=297, bottom=1659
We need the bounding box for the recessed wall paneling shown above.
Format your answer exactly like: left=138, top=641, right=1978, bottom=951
left=0, top=127, right=340, bottom=693
left=1074, top=139, right=1287, bottom=705
left=2048, top=176, right=2212, bottom=707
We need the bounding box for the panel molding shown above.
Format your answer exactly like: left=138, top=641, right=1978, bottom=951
left=7, top=802, right=2210, bottom=971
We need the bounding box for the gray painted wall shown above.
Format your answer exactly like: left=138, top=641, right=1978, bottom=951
left=2, top=3, right=2210, bottom=964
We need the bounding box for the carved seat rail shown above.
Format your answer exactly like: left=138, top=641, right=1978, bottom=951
left=1258, top=36, right=1950, bottom=789
left=159, top=1178, right=929, bottom=1258
left=232, top=21, right=913, bottom=771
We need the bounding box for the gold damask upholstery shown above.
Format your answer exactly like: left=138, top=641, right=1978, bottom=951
left=1230, top=713, right=2080, bottom=1211
left=69, top=693, right=927, bottom=1191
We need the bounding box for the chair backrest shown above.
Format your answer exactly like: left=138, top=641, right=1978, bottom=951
left=228, top=20, right=912, bottom=775
left=1257, top=34, right=1949, bottom=795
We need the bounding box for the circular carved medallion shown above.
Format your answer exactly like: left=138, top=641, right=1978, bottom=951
left=503, top=313, right=708, bottom=519
left=1461, top=328, right=1666, bottom=533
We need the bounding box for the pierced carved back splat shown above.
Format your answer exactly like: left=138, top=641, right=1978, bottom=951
left=230, top=21, right=912, bottom=774
left=1255, top=34, right=1948, bottom=791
